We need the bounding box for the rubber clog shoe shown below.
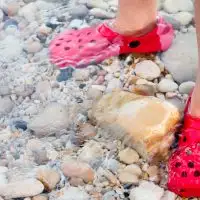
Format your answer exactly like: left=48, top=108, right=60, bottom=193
left=49, top=16, right=174, bottom=69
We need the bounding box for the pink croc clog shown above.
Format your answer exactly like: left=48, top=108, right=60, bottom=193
left=168, top=93, right=200, bottom=198
left=49, top=16, right=174, bottom=69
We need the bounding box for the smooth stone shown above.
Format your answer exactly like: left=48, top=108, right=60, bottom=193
left=118, top=172, right=139, bottom=184
left=163, top=0, right=194, bottom=14
left=61, top=160, right=94, bottom=183
left=123, top=164, right=142, bottom=176
left=89, top=8, right=115, bottom=19
left=86, top=0, right=109, bottom=10
left=130, top=181, right=164, bottom=200
left=73, top=69, right=90, bottom=81
left=179, top=81, right=195, bottom=94
left=158, top=79, right=178, bottom=93
left=0, top=179, right=44, bottom=199
left=19, top=2, right=37, bottom=22
left=25, top=41, right=42, bottom=54
left=161, top=191, right=176, bottom=200
left=0, top=97, right=13, bottom=117
left=28, top=103, right=70, bottom=137
left=106, top=78, right=121, bottom=93
left=91, top=91, right=180, bottom=162
left=68, top=19, right=83, bottom=29
left=57, top=187, right=89, bottom=200
left=161, top=33, right=198, bottom=83
left=70, top=5, right=89, bottom=18
left=173, top=12, right=193, bottom=26
left=36, top=168, right=60, bottom=192
left=32, top=194, right=48, bottom=200
left=135, top=60, right=161, bottom=81
left=0, top=86, right=10, bottom=96
left=118, top=148, right=139, bottom=164
left=14, top=84, right=34, bottom=97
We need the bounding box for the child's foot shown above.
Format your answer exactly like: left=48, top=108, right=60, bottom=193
left=168, top=94, right=200, bottom=197
left=49, top=16, right=174, bottom=69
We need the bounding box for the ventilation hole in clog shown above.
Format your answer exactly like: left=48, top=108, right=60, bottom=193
left=55, top=43, right=61, bottom=46
left=77, top=33, right=81, bottom=37
left=129, top=40, right=140, bottom=48
left=181, top=171, right=187, bottom=177
left=194, top=170, right=200, bottom=177
left=183, top=136, right=187, bottom=142
left=175, top=162, right=181, bottom=168
left=79, top=46, right=83, bottom=49
left=180, top=189, right=186, bottom=193
left=188, top=162, right=194, bottom=168
left=78, top=39, right=82, bottom=43
left=66, top=40, right=71, bottom=43
left=59, top=38, right=64, bottom=40
left=90, top=40, right=96, bottom=43
left=87, top=32, right=91, bottom=35
left=64, top=47, right=70, bottom=51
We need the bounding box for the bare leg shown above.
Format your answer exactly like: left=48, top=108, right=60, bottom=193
left=114, top=0, right=157, bottom=36
left=190, top=0, right=200, bottom=117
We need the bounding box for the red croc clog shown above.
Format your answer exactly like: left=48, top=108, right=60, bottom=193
left=168, top=93, right=200, bottom=198
left=49, top=16, right=174, bottom=69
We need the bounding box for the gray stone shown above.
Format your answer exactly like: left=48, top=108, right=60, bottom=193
left=179, top=81, right=195, bottom=94
left=0, top=86, right=10, bottom=96
left=163, top=0, right=194, bottom=14
left=161, top=32, right=198, bottom=83
left=70, top=5, right=89, bottom=18
left=0, top=97, right=14, bottom=117
left=173, top=12, right=193, bottom=26
left=28, top=103, right=70, bottom=137
left=89, top=8, right=115, bottom=19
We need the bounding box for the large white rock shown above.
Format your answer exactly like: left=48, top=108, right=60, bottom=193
left=173, top=12, right=193, bottom=26
left=130, top=181, right=164, bottom=200
left=161, top=32, right=198, bottom=83
left=91, top=91, right=180, bottom=162
left=0, top=179, right=44, bottom=199
left=163, top=0, right=194, bottom=14
left=158, top=79, right=178, bottom=93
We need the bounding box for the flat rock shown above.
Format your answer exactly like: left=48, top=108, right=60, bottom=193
left=0, top=97, right=14, bottom=117
left=130, top=181, right=164, bottom=200
left=28, top=103, right=70, bottom=137
left=118, top=171, right=139, bottom=184
left=158, top=79, right=178, bottom=93
left=61, top=160, right=95, bottom=183
left=161, top=32, right=198, bottom=83
left=179, top=81, right=195, bottom=94
left=0, top=179, right=44, bottom=199
left=118, top=148, right=139, bottom=164
left=90, top=91, right=180, bottom=162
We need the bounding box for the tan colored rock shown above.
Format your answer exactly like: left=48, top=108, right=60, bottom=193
left=61, top=160, right=95, bottom=183
left=123, top=164, right=142, bottom=177
left=69, top=177, right=85, bottom=187
left=36, top=168, right=60, bottom=192
left=118, top=148, right=139, bottom=164
left=32, top=194, right=48, bottom=200
left=118, top=171, right=139, bottom=184
left=90, top=90, right=180, bottom=163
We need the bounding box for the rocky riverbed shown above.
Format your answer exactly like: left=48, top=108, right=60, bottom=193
left=0, top=0, right=198, bottom=199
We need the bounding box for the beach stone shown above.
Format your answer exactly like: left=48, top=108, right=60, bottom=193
left=118, top=171, right=139, bottom=184
left=78, top=140, right=104, bottom=163
left=130, top=181, right=164, bottom=200
left=0, top=97, right=14, bottom=117
left=74, top=69, right=90, bottom=81
left=91, top=91, right=180, bottom=162
left=61, top=160, right=95, bottom=183
left=0, top=179, right=44, bottom=199
left=173, top=12, right=193, bottom=26
left=106, top=78, right=121, bottom=93
left=32, top=194, right=48, bottom=200
left=118, top=148, right=139, bottom=164
left=135, top=60, right=161, bottom=81
left=86, top=0, right=109, bottom=10
left=179, top=81, right=195, bottom=94
left=89, top=8, right=115, bottom=19
left=57, top=187, right=89, bottom=200
left=158, top=79, right=178, bottom=93
left=161, top=32, right=198, bottom=83
left=69, top=177, right=85, bottom=186
left=25, top=41, right=42, bottom=54
left=123, top=164, right=142, bottom=176
left=161, top=191, right=176, bottom=200
left=19, top=2, right=37, bottom=22
left=163, top=0, right=194, bottom=14
left=0, top=86, right=10, bottom=96
left=28, top=103, right=70, bottom=137
left=36, top=168, right=60, bottom=192
left=70, top=5, right=89, bottom=18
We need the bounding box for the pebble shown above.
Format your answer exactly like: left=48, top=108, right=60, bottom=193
left=123, top=164, right=142, bottom=177
left=89, top=8, right=115, bottom=19
left=163, top=0, right=194, bottom=13
left=32, top=194, right=49, bottom=200
left=74, top=69, right=90, bottom=81
left=69, top=177, right=85, bottom=186
left=130, top=181, right=164, bottom=200
left=0, top=85, right=10, bottom=96
left=14, top=84, right=34, bottom=97
left=118, top=148, right=140, bottom=164
left=106, top=78, right=121, bottom=92
left=161, top=191, right=176, bottom=200
left=118, top=171, right=139, bottom=184
left=25, top=40, right=42, bottom=54
left=36, top=168, right=60, bottom=192
left=179, top=81, right=195, bottom=94
left=19, top=2, right=37, bottom=22
left=0, top=179, right=44, bottom=199
left=173, top=12, right=193, bottom=26
left=135, top=60, right=161, bottom=81
left=61, top=160, right=95, bottom=183
left=87, top=87, right=103, bottom=100
left=28, top=103, right=70, bottom=137
left=70, top=5, right=89, bottom=18
left=86, top=0, right=109, bottom=10
left=0, top=97, right=14, bottom=117
left=158, top=79, right=178, bottom=93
